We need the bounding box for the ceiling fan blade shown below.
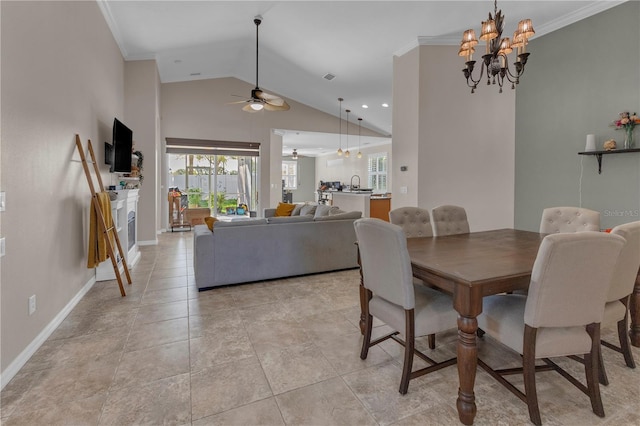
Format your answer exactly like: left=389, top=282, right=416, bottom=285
left=227, top=100, right=250, bottom=105
left=264, top=101, right=290, bottom=111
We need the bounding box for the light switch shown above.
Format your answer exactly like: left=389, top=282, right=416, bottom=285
left=400, top=186, right=408, bottom=194
left=0, top=237, right=5, bottom=257
left=0, top=192, right=5, bottom=211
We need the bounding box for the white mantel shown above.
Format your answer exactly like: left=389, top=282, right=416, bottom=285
left=96, top=189, right=141, bottom=281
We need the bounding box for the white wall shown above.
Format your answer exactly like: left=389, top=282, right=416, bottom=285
left=1, top=1, right=124, bottom=380
left=124, top=60, right=161, bottom=244
left=393, top=45, right=515, bottom=232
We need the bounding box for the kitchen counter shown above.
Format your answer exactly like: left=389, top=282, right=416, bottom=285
left=331, top=192, right=391, bottom=220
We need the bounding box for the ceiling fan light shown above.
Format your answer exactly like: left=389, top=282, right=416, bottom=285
left=250, top=103, right=264, bottom=111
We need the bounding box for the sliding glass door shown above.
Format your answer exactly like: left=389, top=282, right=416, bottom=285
left=167, top=154, right=258, bottom=216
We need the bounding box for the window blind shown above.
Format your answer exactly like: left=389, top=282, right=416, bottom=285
left=165, top=138, right=261, bottom=157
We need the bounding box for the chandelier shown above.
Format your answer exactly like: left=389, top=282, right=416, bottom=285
left=459, top=0, right=535, bottom=93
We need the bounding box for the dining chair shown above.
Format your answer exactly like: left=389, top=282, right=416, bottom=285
left=476, top=232, right=625, bottom=425
left=539, top=207, right=600, bottom=234
left=389, top=207, right=433, bottom=238
left=388, top=206, right=438, bottom=348
left=598, top=221, right=640, bottom=385
left=354, top=218, right=458, bottom=394
left=431, top=205, right=470, bottom=236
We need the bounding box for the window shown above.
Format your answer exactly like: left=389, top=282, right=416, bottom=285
left=368, top=152, right=387, bottom=192
left=282, top=161, right=298, bottom=190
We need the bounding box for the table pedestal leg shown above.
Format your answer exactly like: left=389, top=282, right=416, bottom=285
left=630, top=272, right=640, bottom=347
left=457, top=315, right=478, bottom=425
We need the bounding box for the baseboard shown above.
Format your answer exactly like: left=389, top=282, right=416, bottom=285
left=138, top=239, right=158, bottom=246
left=0, top=276, right=96, bottom=390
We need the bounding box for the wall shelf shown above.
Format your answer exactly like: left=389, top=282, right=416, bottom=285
left=577, top=148, right=640, bottom=174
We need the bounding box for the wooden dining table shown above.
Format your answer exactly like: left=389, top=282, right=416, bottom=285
left=358, top=228, right=640, bottom=425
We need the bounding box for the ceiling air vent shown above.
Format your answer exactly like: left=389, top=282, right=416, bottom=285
left=323, top=73, right=336, bottom=81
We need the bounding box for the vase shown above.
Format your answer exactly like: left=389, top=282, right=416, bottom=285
left=623, top=127, right=634, bottom=149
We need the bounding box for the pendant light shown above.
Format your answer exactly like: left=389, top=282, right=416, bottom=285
left=357, top=118, right=363, bottom=158
left=345, top=109, right=351, bottom=158
left=337, top=98, right=343, bottom=156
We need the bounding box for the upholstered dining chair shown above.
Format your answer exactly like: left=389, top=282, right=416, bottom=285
left=389, top=206, right=438, bottom=348
left=431, top=205, right=470, bottom=236
left=389, top=207, right=433, bottom=238
left=598, top=221, right=640, bottom=385
left=476, top=232, right=625, bottom=426
left=539, top=207, right=600, bottom=234
left=354, top=218, right=458, bottom=394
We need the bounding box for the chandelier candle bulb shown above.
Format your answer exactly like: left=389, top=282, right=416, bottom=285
left=585, top=134, right=596, bottom=151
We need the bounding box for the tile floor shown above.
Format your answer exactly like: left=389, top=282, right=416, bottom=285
left=1, top=231, right=639, bottom=425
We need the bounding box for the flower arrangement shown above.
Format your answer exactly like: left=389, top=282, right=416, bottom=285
left=611, top=111, right=640, bottom=149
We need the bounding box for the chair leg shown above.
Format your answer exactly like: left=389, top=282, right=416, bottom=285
left=523, top=325, right=542, bottom=426
left=597, top=343, right=609, bottom=386
left=586, top=323, right=605, bottom=418
left=428, top=334, right=435, bottom=350
left=360, top=291, right=373, bottom=360
left=617, top=314, right=636, bottom=369
left=399, top=309, right=415, bottom=395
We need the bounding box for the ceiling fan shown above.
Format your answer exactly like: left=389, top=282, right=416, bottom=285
left=290, top=149, right=303, bottom=160
left=229, top=17, right=290, bottom=113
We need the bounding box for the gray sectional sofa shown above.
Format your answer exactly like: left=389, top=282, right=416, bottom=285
left=193, top=206, right=362, bottom=290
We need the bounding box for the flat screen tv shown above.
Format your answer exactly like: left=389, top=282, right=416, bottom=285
left=105, top=118, right=133, bottom=173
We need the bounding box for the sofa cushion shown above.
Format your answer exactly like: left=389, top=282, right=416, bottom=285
left=275, top=202, right=296, bottom=217
left=314, top=211, right=362, bottom=221
left=267, top=215, right=314, bottom=224
left=300, top=204, right=317, bottom=216
left=204, top=216, right=218, bottom=231
left=329, top=207, right=345, bottom=215
left=214, top=218, right=268, bottom=228
left=291, top=203, right=304, bottom=216
left=314, top=204, right=332, bottom=218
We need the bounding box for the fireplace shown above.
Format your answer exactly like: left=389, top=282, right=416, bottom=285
left=127, top=210, right=136, bottom=251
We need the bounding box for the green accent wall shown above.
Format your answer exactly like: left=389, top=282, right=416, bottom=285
left=515, top=2, right=640, bottom=231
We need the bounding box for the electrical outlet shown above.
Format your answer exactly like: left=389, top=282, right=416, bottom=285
left=28, top=295, right=36, bottom=315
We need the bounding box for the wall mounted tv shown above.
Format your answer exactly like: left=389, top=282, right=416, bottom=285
left=105, top=118, right=133, bottom=173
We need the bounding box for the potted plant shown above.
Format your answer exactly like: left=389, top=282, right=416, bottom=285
left=132, top=150, right=144, bottom=183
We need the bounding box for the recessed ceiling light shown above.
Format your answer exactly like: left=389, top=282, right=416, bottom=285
left=190, top=72, right=201, bottom=76
left=362, top=104, right=369, bottom=109
left=382, top=103, right=389, bottom=108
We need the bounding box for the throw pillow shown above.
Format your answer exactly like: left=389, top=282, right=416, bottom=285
left=275, top=202, right=296, bottom=217
left=314, top=204, right=332, bottom=218
left=291, top=203, right=304, bottom=216
left=300, top=204, right=317, bottom=216
left=204, top=216, right=218, bottom=231
left=328, top=206, right=345, bottom=215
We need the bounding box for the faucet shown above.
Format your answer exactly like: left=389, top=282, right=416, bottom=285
left=350, top=175, right=360, bottom=190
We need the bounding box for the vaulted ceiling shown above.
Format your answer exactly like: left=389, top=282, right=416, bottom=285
left=100, top=1, right=623, bottom=145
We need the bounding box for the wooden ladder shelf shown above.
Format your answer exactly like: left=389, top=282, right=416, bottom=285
left=75, top=135, right=132, bottom=296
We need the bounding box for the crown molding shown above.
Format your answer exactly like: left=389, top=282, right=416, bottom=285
left=97, top=0, right=128, bottom=58
left=533, top=0, right=627, bottom=36
left=393, top=1, right=628, bottom=57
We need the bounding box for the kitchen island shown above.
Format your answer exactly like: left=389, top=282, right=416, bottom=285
left=331, top=191, right=391, bottom=220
